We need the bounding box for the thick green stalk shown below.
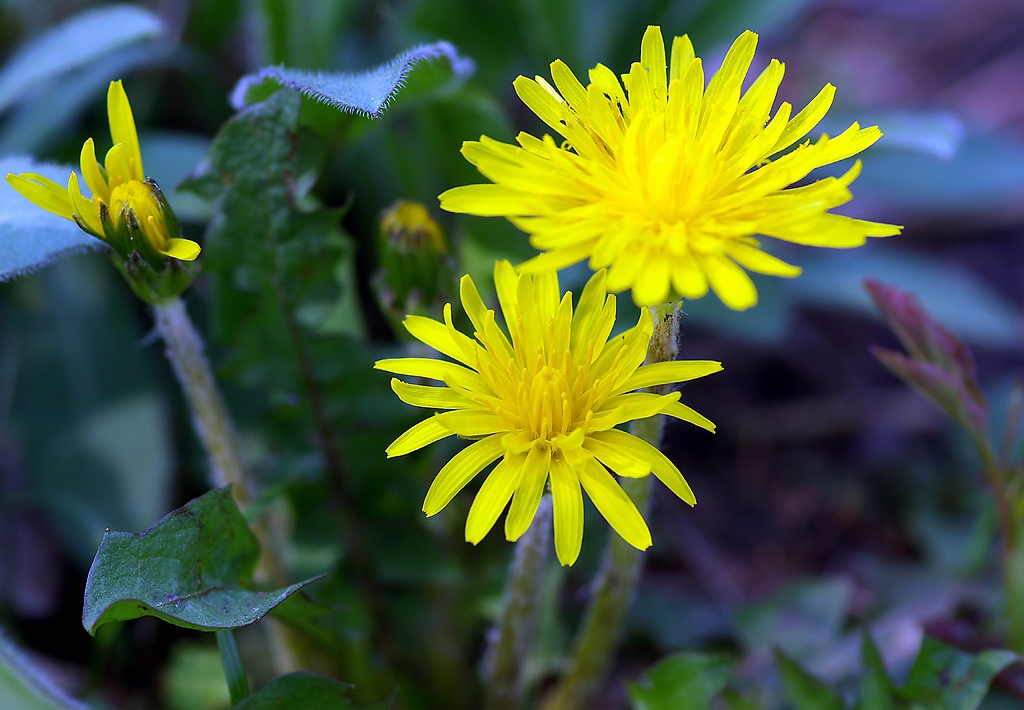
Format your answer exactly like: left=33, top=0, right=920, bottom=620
left=216, top=630, right=250, bottom=705
left=483, top=495, right=553, bottom=710
left=544, top=302, right=680, bottom=710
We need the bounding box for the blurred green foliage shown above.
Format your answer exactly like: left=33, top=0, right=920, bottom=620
left=2, top=0, right=1024, bottom=708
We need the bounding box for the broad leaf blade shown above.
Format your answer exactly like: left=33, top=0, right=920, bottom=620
left=0, top=156, right=101, bottom=281
left=0, top=4, right=163, bottom=112
left=232, top=672, right=355, bottom=709
left=903, top=636, right=1017, bottom=710
left=857, top=631, right=899, bottom=710
left=83, top=487, right=318, bottom=634
left=230, top=41, right=474, bottom=117
left=0, top=633, right=87, bottom=710
left=774, top=649, right=845, bottom=710
left=628, top=653, right=730, bottom=710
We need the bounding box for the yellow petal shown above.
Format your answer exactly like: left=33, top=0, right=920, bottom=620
left=662, top=399, right=716, bottom=432
left=423, top=435, right=505, bottom=516
left=465, top=454, right=524, bottom=544
left=630, top=253, right=671, bottom=305
left=590, top=392, right=681, bottom=430
left=5, top=173, right=74, bottom=220
left=593, top=429, right=696, bottom=505
left=513, top=75, right=571, bottom=138
left=104, top=143, right=132, bottom=187
left=579, top=459, right=651, bottom=551
left=550, top=455, right=584, bottom=566
left=107, top=80, right=144, bottom=181
left=583, top=435, right=651, bottom=478
left=374, top=357, right=475, bottom=382
left=386, top=416, right=452, bottom=458
left=669, top=35, right=696, bottom=82
left=504, top=443, right=551, bottom=541
left=404, top=308, right=475, bottom=365
left=79, top=138, right=109, bottom=201
left=701, top=253, right=757, bottom=311
left=67, top=173, right=104, bottom=236
left=771, top=83, right=835, bottom=156
left=436, top=410, right=507, bottom=437
left=493, top=260, right=520, bottom=338
left=639, top=25, right=667, bottom=104
left=391, top=378, right=468, bottom=410
left=614, top=360, right=723, bottom=395
left=162, top=238, right=201, bottom=261
left=725, top=242, right=801, bottom=278
left=549, top=59, right=588, bottom=113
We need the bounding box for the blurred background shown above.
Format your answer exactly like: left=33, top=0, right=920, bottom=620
left=2, top=0, right=1024, bottom=707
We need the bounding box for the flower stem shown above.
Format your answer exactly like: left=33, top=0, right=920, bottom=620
left=153, top=297, right=298, bottom=670
left=483, top=495, right=553, bottom=710
left=544, top=302, right=680, bottom=710
left=216, top=630, right=250, bottom=705
left=152, top=297, right=251, bottom=504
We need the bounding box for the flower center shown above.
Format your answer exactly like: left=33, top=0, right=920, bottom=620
left=522, top=364, right=574, bottom=442
left=108, top=180, right=168, bottom=248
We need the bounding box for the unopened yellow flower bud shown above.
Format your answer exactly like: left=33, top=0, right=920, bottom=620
left=376, top=200, right=452, bottom=319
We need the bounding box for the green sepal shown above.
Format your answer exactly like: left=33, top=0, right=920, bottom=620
left=111, top=250, right=199, bottom=305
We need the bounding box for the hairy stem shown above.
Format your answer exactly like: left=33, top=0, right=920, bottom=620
left=544, top=302, right=680, bottom=710
left=153, top=297, right=249, bottom=503
left=484, top=495, right=553, bottom=710
left=153, top=296, right=296, bottom=671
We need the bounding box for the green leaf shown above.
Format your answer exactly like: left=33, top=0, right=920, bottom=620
left=0, top=4, right=163, bottom=112
left=734, top=577, right=852, bottom=658
left=789, top=244, right=1022, bottom=349
left=231, top=672, right=355, bottom=709
left=82, top=487, right=320, bottom=634
left=0, top=632, right=86, bottom=710
left=859, top=132, right=1024, bottom=213
left=774, top=650, right=845, bottom=710
left=230, top=42, right=474, bottom=117
left=902, top=636, right=1017, bottom=710
left=628, top=653, right=731, bottom=710
left=857, top=632, right=899, bottom=710
left=0, top=156, right=100, bottom=281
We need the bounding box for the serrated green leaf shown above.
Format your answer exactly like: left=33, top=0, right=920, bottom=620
left=0, top=156, right=100, bottom=281
left=82, top=487, right=320, bottom=634
left=628, top=653, right=731, bottom=710
left=0, top=632, right=86, bottom=710
left=0, top=4, right=163, bottom=112
left=903, top=636, right=1017, bottom=710
left=230, top=42, right=474, bottom=117
left=231, top=672, right=355, bottom=709
left=774, top=650, right=845, bottom=710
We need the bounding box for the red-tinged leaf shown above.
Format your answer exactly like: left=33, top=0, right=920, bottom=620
left=872, top=347, right=988, bottom=437
left=865, top=279, right=981, bottom=385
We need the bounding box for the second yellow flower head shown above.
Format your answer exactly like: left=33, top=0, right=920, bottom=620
left=440, top=27, right=902, bottom=310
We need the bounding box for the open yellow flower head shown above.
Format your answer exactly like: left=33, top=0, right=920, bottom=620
left=5, top=80, right=200, bottom=264
left=440, top=28, right=902, bottom=310
left=375, top=261, right=721, bottom=566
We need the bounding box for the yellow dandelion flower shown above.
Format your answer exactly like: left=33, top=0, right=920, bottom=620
left=6, top=80, right=200, bottom=263
left=440, top=27, right=902, bottom=310
left=375, top=261, right=721, bottom=566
